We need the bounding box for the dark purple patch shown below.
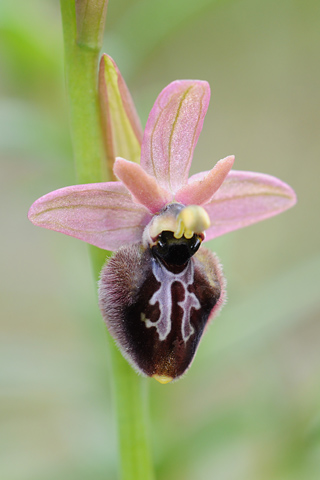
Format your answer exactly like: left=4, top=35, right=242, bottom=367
left=99, top=243, right=222, bottom=380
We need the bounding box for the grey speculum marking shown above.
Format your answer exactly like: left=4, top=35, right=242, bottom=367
left=142, top=258, right=200, bottom=342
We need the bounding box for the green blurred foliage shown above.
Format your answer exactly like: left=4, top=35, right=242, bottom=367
left=1, top=0, right=319, bottom=479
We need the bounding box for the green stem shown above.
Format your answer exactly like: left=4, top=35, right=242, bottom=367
left=59, top=2, right=154, bottom=479
left=60, top=0, right=107, bottom=183
left=109, top=340, right=154, bottom=480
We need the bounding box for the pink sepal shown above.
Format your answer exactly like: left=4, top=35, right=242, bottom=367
left=140, top=80, right=210, bottom=193
left=175, top=156, right=234, bottom=205
left=203, top=170, right=297, bottom=241
left=28, top=182, right=152, bottom=250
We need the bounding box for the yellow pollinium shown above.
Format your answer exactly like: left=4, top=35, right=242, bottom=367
left=174, top=205, right=210, bottom=239
left=152, top=374, right=173, bottom=384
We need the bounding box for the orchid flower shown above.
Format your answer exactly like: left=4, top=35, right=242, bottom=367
left=28, top=79, right=296, bottom=384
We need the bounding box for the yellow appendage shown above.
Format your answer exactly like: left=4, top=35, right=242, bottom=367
left=152, top=374, right=173, bottom=384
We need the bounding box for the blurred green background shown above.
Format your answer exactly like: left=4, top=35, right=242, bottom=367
left=1, top=0, right=319, bottom=479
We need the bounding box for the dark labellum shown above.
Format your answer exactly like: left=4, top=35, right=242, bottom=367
left=99, top=230, right=225, bottom=383
left=153, top=231, right=202, bottom=266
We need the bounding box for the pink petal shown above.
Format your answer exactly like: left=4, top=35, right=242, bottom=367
left=203, top=170, right=297, bottom=240
left=175, top=156, right=234, bottom=205
left=28, top=183, right=152, bottom=250
left=140, top=80, right=210, bottom=194
left=114, top=158, right=172, bottom=213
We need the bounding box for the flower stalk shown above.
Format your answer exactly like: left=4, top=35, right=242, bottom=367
left=59, top=1, right=154, bottom=479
